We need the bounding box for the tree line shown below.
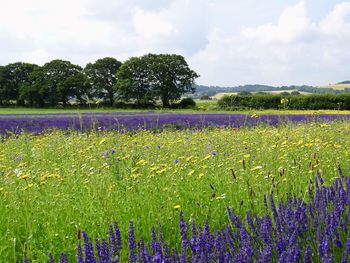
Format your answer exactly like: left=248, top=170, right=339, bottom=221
left=218, top=93, right=350, bottom=110
left=0, top=54, right=199, bottom=108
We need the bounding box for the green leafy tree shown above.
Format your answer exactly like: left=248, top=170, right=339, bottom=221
left=61, top=72, right=89, bottom=104
left=116, top=54, right=199, bottom=107
left=147, top=54, right=199, bottom=107
left=0, top=66, right=5, bottom=105
left=19, top=80, right=43, bottom=107
left=20, top=60, right=85, bottom=106
left=84, top=57, right=122, bottom=106
left=0, top=62, right=38, bottom=105
left=116, top=56, right=153, bottom=106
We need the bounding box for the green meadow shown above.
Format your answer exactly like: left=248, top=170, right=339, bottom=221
left=1, top=121, right=350, bottom=261
left=2, top=105, right=350, bottom=115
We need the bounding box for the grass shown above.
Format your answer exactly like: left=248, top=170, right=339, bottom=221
left=1, top=121, right=350, bottom=261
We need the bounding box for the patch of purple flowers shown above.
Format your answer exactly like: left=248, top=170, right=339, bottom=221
left=1, top=113, right=350, bottom=135
left=31, top=171, right=350, bottom=263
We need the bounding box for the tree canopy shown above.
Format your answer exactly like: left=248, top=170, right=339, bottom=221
left=116, top=56, right=152, bottom=106
left=0, top=62, right=38, bottom=105
left=19, top=60, right=85, bottom=107
left=116, top=54, right=199, bottom=107
left=84, top=57, right=122, bottom=106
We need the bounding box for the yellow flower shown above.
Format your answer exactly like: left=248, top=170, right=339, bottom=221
left=185, top=156, right=193, bottom=162
left=18, top=174, right=30, bottom=180
left=99, top=138, right=107, bottom=145
left=203, top=155, right=211, bottom=161
left=136, top=159, right=147, bottom=166
left=188, top=170, right=195, bottom=176
left=22, top=184, right=33, bottom=191
left=173, top=205, right=181, bottom=209
left=122, top=155, right=130, bottom=160
left=250, top=166, right=263, bottom=171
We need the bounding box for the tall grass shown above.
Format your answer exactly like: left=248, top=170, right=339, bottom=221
left=1, top=121, right=350, bottom=261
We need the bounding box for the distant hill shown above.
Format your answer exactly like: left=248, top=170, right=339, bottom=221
left=337, top=81, right=350, bottom=84
left=190, top=84, right=347, bottom=98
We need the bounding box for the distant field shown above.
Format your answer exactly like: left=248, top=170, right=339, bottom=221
left=319, top=83, right=350, bottom=90
left=212, top=89, right=311, bottom=99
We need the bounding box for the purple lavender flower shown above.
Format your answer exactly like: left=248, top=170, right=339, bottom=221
left=303, top=245, right=312, bottom=263
left=96, top=239, right=110, bottom=262
left=269, top=193, right=279, bottom=225
left=257, top=245, right=272, bottom=263
left=138, top=238, right=151, bottom=262
left=276, top=235, right=287, bottom=256
left=48, top=253, right=55, bottom=263
left=338, top=165, right=344, bottom=177
left=179, top=210, right=189, bottom=262
left=59, top=253, right=68, bottom=263
left=23, top=255, right=30, bottom=263
left=109, top=222, right=122, bottom=258
left=239, top=226, right=253, bottom=262
left=114, top=222, right=122, bottom=253
left=128, top=221, right=137, bottom=262
left=150, top=226, right=162, bottom=257
left=83, top=231, right=96, bottom=263
left=3, top=113, right=349, bottom=134
left=77, top=242, right=83, bottom=263
left=341, top=238, right=350, bottom=263
left=263, top=195, right=268, bottom=211
left=317, top=172, right=324, bottom=185
left=260, top=215, right=273, bottom=246
left=227, top=207, right=241, bottom=228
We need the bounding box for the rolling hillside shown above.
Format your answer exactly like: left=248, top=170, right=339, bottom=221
left=192, top=82, right=350, bottom=98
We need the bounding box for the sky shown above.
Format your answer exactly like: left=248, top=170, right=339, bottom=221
left=0, top=0, right=349, bottom=87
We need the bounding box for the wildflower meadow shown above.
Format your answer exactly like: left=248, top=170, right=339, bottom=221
left=0, top=114, right=350, bottom=262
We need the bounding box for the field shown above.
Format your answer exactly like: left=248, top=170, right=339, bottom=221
left=319, top=84, right=350, bottom=90
left=211, top=90, right=312, bottom=99
left=1, top=111, right=350, bottom=262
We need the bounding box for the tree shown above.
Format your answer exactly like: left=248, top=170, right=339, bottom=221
left=290, top=91, right=301, bottom=96
left=0, top=62, right=38, bottom=105
left=147, top=54, right=199, bottom=107
left=20, top=60, right=85, bottom=106
left=116, top=54, right=199, bottom=107
left=61, top=72, right=88, bottom=104
left=116, top=56, right=153, bottom=106
left=84, top=57, right=122, bottom=106
left=0, top=66, right=5, bottom=105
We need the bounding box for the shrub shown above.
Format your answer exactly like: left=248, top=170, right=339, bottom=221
left=175, top=97, right=196, bottom=109
left=218, top=93, right=350, bottom=110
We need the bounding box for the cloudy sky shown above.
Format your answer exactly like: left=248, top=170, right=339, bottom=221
left=0, top=0, right=349, bottom=86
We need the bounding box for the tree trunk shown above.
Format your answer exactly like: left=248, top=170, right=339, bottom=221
left=109, top=93, right=114, bottom=107
left=162, top=96, right=170, bottom=108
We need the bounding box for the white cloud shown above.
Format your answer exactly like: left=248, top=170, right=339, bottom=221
left=242, top=1, right=311, bottom=44
left=320, top=2, right=350, bottom=36
left=133, top=8, right=176, bottom=38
